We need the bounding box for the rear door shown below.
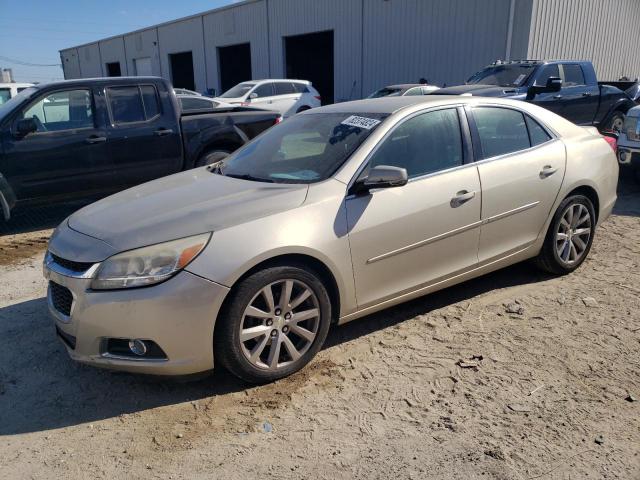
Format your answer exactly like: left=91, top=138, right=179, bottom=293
left=470, top=106, right=566, bottom=263
left=105, top=83, right=182, bottom=187
left=2, top=87, right=113, bottom=201
left=559, top=63, right=599, bottom=125
left=270, top=82, right=301, bottom=116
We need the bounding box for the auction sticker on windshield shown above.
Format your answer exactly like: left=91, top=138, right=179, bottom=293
left=341, top=115, right=382, bottom=130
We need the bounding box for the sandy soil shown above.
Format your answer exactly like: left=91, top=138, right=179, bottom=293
left=1, top=175, right=639, bottom=480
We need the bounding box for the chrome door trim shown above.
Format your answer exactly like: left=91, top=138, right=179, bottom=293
left=366, top=220, right=483, bottom=264
left=482, top=201, right=540, bottom=225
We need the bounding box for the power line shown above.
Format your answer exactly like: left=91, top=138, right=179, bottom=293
left=0, top=55, right=61, bottom=67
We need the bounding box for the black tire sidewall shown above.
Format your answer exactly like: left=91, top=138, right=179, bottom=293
left=543, top=195, right=596, bottom=274
left=214, top=265, right=332, bottom=383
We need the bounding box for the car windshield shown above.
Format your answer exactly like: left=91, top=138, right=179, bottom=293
left=220, top=83, right=255, bottom=98
left=218, top=112, right=389, bottom=184
left=0, top=86, right=37, bottom=120
left=466, top=64, right=537, bottom=87
left=367, top=87, right=403, bottom=98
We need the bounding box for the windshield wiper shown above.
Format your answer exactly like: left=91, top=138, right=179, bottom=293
left=225, top=173, right=274, bottom=183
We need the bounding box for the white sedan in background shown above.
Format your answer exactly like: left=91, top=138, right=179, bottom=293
left=216, top=79, right=321, bottom=117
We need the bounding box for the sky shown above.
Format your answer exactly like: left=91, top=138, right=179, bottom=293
left=0, top=0, right=240, bottom=83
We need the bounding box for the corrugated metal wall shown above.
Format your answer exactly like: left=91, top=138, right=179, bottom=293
left=528, top=0, right=640, bottom=80
left=60, top=0, right=640, bottom=96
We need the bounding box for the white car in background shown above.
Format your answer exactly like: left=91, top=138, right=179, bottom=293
left=0, top=82, right=34, bottom=105
left=216, top=79, right=321, bottom=117
left=173, top=88, right=201, bottom=96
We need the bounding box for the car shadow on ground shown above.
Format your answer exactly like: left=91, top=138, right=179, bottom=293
left=615, top=168, right=640, bottom=217
left=0, top=261, right=550, bottom=436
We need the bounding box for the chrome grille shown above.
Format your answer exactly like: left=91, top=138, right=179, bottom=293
left=50, top=253, right=94, bottom=273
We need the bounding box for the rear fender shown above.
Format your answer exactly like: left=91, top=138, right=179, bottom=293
left=600, top=97, right=635, bottom=127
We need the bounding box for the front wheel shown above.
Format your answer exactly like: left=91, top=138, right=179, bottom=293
left=535, top=195, right=596, bottom=275
left=603, top=111, right=625, bottom=133
left=214, top=265, right=332, bottom=383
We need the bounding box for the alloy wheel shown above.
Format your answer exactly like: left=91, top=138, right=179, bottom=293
left=555, top=203, right=592, bottom=265
left=239, top=279, right=320, bottom=370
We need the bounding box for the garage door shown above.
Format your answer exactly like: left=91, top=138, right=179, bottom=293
left=134, top=57, right=152, bottom=76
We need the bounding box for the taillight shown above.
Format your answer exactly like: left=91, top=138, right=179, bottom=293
left=314, top=95, right=321, bottom=101
left=274, top=116, right=282, bottom=125
left=601, top=131, right=618, bottom=152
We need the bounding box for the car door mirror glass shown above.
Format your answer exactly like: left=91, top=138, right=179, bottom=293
left=15, top=117, right=38, bottom=137
left=361, top=165, right=408, bottom=191
left=249, top=92, right=258, bottom=99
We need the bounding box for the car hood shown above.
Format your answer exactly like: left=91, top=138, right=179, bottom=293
left=435, top=84, right=522, bottom=97
left=67, top=169, right=308, bottom=256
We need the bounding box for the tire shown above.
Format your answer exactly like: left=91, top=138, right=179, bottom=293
left=603, top=111, right=625, bottom=133
left=214, top=264, right=332, bottom=383
left=196, top=150, right=231, bottom=168
left=535, top=194, right=596, bottom=275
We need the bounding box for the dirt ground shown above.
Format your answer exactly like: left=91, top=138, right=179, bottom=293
left=1, top=174, right=639, bottom=480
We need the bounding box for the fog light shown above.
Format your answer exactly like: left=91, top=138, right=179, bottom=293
left=128, top=339, right=147, bottom=356
left=619, top=149, right=630, bottom=164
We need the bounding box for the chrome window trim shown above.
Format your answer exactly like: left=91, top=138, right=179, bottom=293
left=473, top=137, right=562, bottom=167
left=44, top=251, right=100, bottom=279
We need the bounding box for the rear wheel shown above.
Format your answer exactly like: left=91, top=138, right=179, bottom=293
left=196, top=150, right=231, bottom=168
left=214, top=265, right=332, bottom=383
left=535, top=195, right=596, bottom=275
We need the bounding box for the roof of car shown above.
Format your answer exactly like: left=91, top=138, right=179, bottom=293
left=386, top=84, right=423, bottom=89
left=27, top=77, right=169, bottom=90
left=250, top=79, right=311, bottom=85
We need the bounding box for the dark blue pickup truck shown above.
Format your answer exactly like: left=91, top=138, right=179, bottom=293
left=0, top=77, right=281, bottom=223
left=436, top=60, right=638, bottom=132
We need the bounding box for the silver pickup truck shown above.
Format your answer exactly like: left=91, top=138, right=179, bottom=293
left=618, top=105, right=640, bottom=180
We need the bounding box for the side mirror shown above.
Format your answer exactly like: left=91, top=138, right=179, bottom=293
left=15, top=118, right=38, bottom=137
left=527, top=76, right=562, bottom=99
left=249, top=92, right=258, bottom=100
left=353, top=165, right=408, bottom=194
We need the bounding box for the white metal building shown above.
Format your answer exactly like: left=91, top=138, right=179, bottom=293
left=60, top=0, right=640, bottom=103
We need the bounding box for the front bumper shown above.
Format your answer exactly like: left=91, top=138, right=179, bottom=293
left=44, top=262, right=230, bottom=376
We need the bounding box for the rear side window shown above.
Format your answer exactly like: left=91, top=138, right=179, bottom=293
left=253, top=83, right=274, bottom=98
left=274, top=82, right=296, bottom=95
left=563, top=64, right=585, bottom=86
left=292, top=83, right=309, bottom=93
left=107, top=85, right=160, bottom=124
left=368, top=108, right=463, bottom=179
left=525, top=115, right=552, bottom=146
left=473, top=107, right=530, bottom=159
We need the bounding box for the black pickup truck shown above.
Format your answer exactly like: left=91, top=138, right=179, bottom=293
left=0, top=77, right=280, bottom=222
left=436, top=60, right=638, bottom=132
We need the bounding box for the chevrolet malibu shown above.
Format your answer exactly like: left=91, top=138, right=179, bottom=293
left=44, top=96, right=618, bottom=383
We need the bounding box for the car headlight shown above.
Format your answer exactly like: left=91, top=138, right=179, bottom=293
left=91, top=233, right=211, bottom=290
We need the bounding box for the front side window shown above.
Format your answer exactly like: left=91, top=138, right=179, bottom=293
left=473, top=107, right=530, bottom=158
left=367, top=108, right=463, bottom=179
left=536, top=64, right=560, bottom=85
left=467, top=64, right=537, bottom=87
left=253, top=83, right=274, bottom=98
left=562, top=64, right=585, bottom=86
left=21, top=89, right=93, bottom=132
left=220, top=112, right=388, bottom=183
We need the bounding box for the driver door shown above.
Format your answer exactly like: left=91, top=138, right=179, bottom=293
left=2, top=87, right=112, bottom=201
left=345, top=108, right=481, bottom=308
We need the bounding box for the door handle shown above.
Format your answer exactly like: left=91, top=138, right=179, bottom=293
left=154, top=128, right=173, bottom=137
left=85, top=135, right=106, bottom=144
left=450, top=190, right=475, bottom=208
left=553, top=94, right=563, bottom=99
left=540, top=165, right=558, bottom=178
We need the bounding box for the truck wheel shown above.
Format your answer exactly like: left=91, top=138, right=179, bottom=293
left=196, top=150, right=230, bottom=168
left=535, top=195, right=596, bottom=275
left=214, top=264, right=332, bottom=383
left=604, top=112, right=625, bottom=133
